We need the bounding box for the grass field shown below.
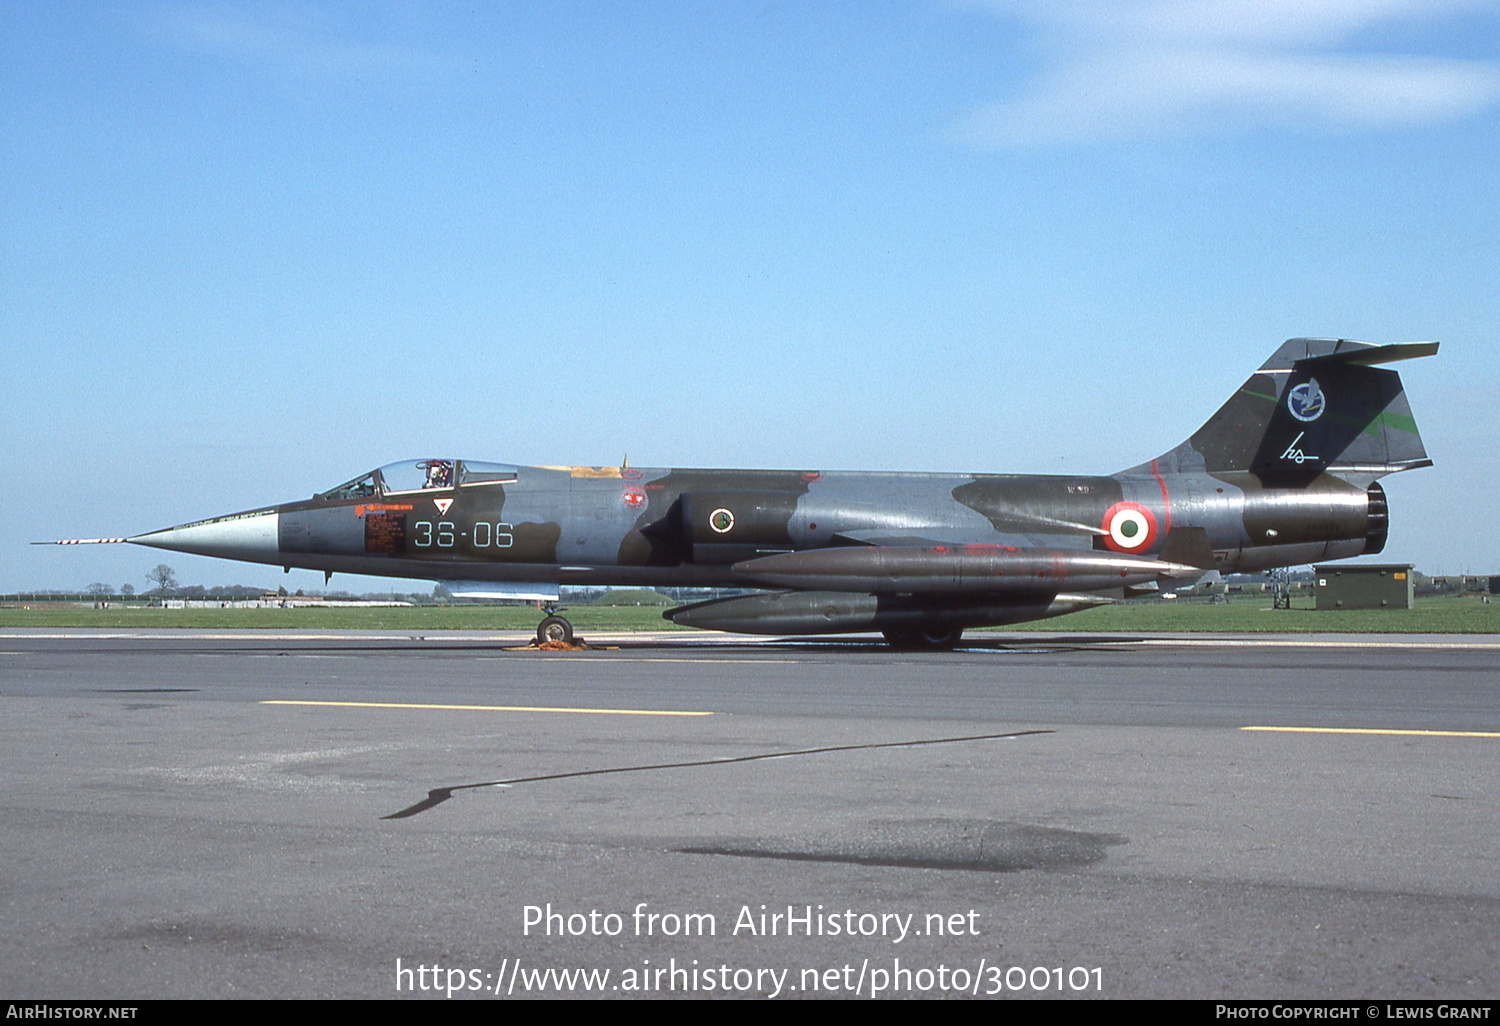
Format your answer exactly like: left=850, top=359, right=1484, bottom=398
left=0, top=603, right=691, bottom=631
left=0, top=596, right=1495, bottom=633
left=1005, top=595, right=1498, bottom=633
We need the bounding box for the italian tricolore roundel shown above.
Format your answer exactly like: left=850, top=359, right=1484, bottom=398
left=709, top=507, right=735, bottom=534
left=1101, top=502, right=1158, bottom=553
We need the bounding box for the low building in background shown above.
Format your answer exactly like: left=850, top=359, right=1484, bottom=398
left=1313, top=564, right=1415, bottom=610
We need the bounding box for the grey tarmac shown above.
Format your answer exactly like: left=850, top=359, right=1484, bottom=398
left=0, top=629, right=1496, bottom=999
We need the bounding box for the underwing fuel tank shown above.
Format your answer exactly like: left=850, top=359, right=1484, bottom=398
left=730, top=546, right=1200, bottom=595
left=664, top=590, right=1114, bottom=635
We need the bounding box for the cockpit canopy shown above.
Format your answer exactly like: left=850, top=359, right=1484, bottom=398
left=321, top=459, right=518, bottom=500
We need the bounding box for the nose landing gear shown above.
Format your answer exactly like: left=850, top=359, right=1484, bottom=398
left=535, top=602, right=576, bottom=646
left=536, top=613, right=574, bottom=645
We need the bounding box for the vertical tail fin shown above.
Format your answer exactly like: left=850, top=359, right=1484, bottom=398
left=1153, top=338, right=1436, bottom=486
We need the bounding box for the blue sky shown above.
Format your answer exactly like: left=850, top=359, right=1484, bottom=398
left=3, top=0, right=1497, bottom=593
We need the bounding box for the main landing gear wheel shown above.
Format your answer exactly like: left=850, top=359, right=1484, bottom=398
left=537, top=615, right=574, bottom=645
left=882, top=627, right=963, bottom=650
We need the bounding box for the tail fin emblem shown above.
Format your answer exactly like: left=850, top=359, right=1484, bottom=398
left=1280, top=431, right=1318, bottom=464
left=1287, top=379, right=1326, bottom=422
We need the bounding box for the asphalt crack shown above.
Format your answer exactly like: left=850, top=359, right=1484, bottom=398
left=383, top=728, right=1053, bottom=819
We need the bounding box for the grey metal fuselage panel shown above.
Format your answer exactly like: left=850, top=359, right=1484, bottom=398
left=257, top=459, right=1378, bottom=585
left=273, top=467, right=1112, bottom=585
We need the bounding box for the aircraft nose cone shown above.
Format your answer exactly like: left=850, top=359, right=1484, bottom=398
left=128, top=510, right=281, bottom=562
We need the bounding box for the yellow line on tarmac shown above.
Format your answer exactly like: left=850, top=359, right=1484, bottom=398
left=262, top=699, right=712, bottom=717
left=1243, top=726, right=1500, bottom=738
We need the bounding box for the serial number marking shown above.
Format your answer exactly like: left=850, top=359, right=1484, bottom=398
left=412, top=521, right=514, bottom=549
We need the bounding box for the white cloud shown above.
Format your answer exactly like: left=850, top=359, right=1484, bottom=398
left=957, top=0, right=1500, bottom=145
left=148, top=3, right=445, bottom=81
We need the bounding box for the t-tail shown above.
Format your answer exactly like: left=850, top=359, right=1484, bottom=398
left=1125, top=338, right=1437, bottom=573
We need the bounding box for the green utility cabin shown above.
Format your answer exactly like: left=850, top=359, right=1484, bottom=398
left=1313, top=564, right=1414, bottom=610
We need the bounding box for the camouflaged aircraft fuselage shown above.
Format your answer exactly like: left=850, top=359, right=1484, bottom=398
left=116, top=338, right=1436, bottom=643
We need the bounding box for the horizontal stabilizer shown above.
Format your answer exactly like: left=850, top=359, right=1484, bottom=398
left=1298, top=341, right=1439, bottom=368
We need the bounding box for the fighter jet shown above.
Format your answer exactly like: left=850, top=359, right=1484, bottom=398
left=57, top=338, right=1436, bottom=647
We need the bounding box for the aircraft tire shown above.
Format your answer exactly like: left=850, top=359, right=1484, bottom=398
left=882, top=627, right=962, bottom=650
left=537, top=615, right=574, bottom=645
